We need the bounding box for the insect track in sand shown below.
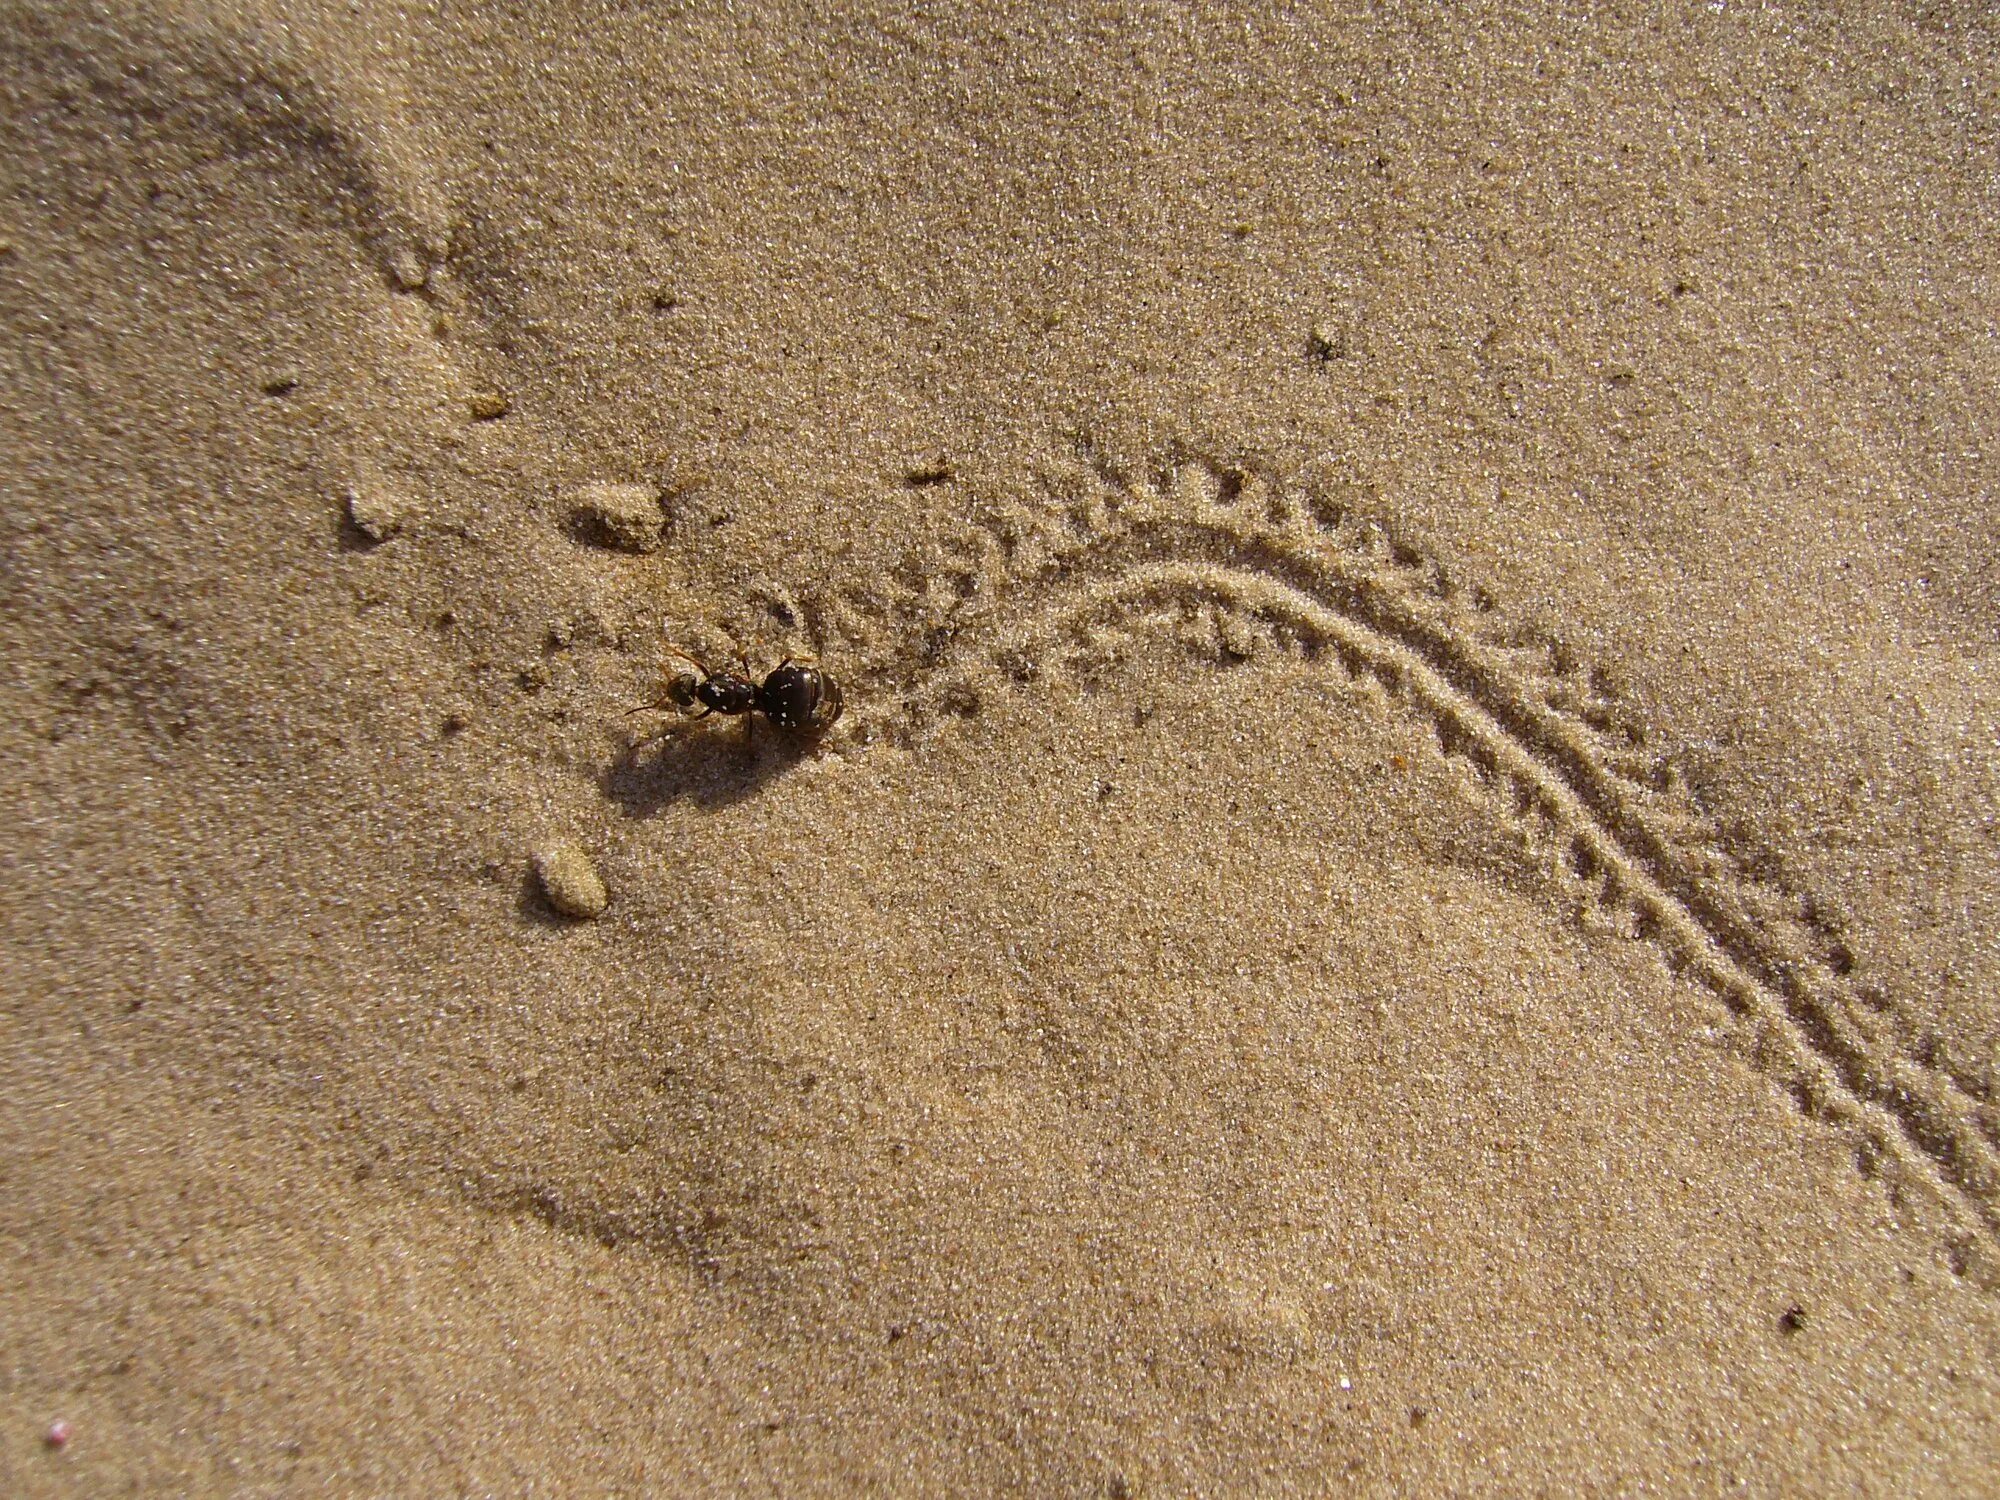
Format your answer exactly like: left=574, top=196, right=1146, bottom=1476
left=801, top=432, right=2000, bottom=1276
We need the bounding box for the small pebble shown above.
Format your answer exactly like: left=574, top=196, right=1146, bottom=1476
left=467, top=390, right=512, bottom=421
left=566, top=481, right=665, bottom=553
left=1217, top=614, right=1263, bottom=661
left=1306, top=321, right=1347, bottom=363
left=389, top=248, right=429, bottom=291
left=345, top=478, right=404, bottom=542
left=533, top=840, right=608, bottom=919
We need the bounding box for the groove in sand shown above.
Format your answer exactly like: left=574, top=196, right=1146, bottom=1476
left=809, top=443, right=1997, bottom=1275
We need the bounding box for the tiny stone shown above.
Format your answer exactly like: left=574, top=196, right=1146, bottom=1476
left=1217, top=614, right=1262, bottom=661
left=345, top=479, right=404, bottom=542
left=566, top=481, right=665, bottom=553
left=467, top=390, right=511, bottom=420
left=389, top=248, right=429, bottom=290
left=533, top=840, right=608, bottom=919
left=1306, top=321, right=1347, bottom=364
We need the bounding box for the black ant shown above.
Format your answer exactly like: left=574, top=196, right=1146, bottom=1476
left=627, top=648, right=843, bottom=741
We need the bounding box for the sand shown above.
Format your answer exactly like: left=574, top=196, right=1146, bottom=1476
left=2, top=0, right=1996, bottom=1493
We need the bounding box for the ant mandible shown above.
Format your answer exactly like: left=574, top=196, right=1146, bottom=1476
left=627, top=647, right=844, bottom=739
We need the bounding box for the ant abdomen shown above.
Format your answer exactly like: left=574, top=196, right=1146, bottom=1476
left=757, top=662, right=842, bottom=733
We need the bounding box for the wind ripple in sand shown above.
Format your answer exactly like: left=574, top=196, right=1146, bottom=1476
left=806, top=436, right=1999, bottom=1278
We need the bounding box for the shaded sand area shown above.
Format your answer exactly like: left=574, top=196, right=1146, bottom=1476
left=3, top=1, right=1998, bottom=1492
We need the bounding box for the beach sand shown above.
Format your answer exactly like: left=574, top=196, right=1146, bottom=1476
left=2, top=1, right=1996, bottom=1492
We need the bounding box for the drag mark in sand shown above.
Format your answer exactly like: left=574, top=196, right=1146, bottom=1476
left=812, top=437, right=2000, bottom=1275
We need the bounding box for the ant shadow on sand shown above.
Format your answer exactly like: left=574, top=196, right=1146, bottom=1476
left=602, top=651, right=845, bottom=817
left=600, top=718, right=823, bottom=818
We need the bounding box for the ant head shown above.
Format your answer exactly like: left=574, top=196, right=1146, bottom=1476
left=664, top=672, right=703, bottom=710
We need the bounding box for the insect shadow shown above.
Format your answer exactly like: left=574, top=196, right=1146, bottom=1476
left=600, top=719, right=818, bottom=817
left=603, top=647, right=842, bottom=816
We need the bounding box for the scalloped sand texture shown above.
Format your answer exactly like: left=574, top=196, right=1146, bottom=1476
left=2, top=2, right=1997, bottom=1495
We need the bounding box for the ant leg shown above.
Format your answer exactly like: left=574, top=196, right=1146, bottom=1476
left=736, top=651, right=759, bottom=750
left=623, top=700, right=709, bottom=724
